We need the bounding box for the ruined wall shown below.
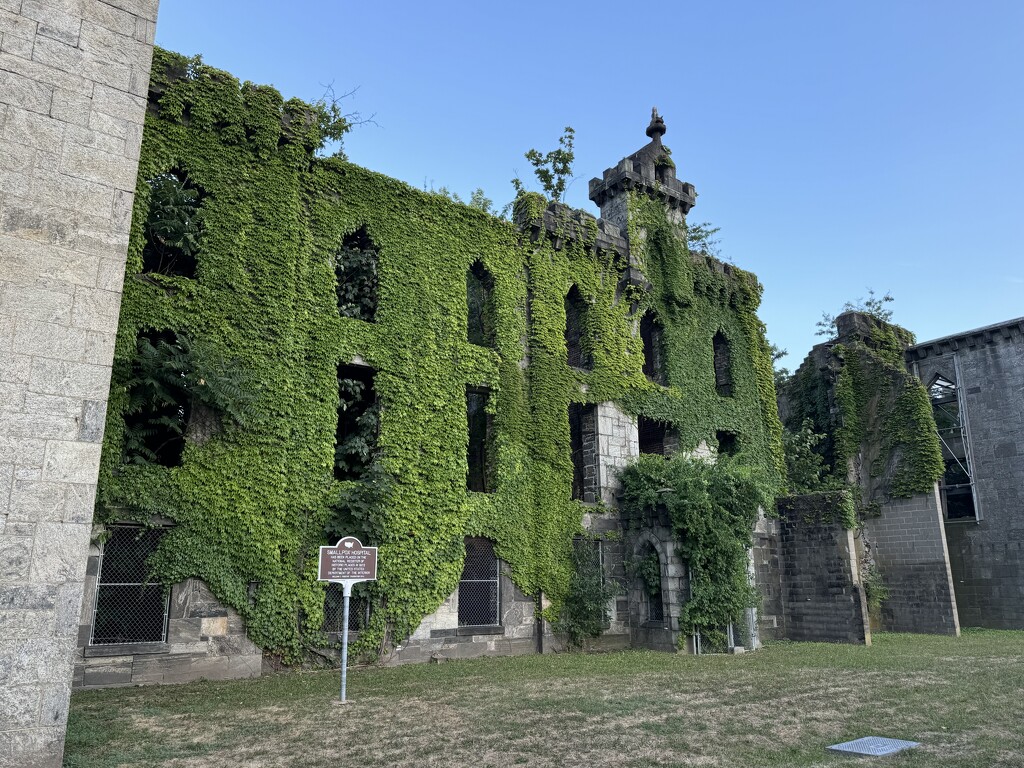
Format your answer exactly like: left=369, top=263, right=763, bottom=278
left=777, top=494, right=869, bottom=644
left=909, top=319, right=1024, bottom=628
left=0, top=2, right=158, bottom=766
left=863, top=489, right=959, bottom=635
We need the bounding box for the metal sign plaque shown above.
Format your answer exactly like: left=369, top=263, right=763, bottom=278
left=318, top=537, right=378, bottom=583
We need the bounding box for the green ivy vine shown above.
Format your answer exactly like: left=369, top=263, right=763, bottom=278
left=97, top=48, right=786, bottom=661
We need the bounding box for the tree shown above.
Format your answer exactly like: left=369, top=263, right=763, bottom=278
left=512, top=126, right=575, bottom=202
left=816, top=289, right=895, bottom=337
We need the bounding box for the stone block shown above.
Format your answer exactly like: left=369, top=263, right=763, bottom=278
left=41, top=441, right=101, bottom=484
left=49, top=86, right=91, bottom=127
left=3, top=106, right=65, bottom=149
left=82, top=661, right=131, bottom=686
left=20, top=0, right=81, bottom=46
left=0, top=282, right=73, bottom=324
left=0, top=68, right=54, bottom=115
left=71, top=285, right=121, bottom=332
left=0, top=536, right=33, bottom=579
left=83, top=1, right=137, bottom=38
left=38, top=681, right=69, bottom=727
left=28, top=521, right=88, bottom=582
left=9, top=480, right=65, bottom=522
left=0, top=683, right=42, bottom=728
left=200, top=616, right=228, bottom=638
left=60, top=139, right=138, bottom=190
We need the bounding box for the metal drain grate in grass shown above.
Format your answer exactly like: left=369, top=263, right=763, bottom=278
left=827, top=736, right=920, bottom=756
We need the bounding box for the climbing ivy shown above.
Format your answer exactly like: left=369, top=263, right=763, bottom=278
left=97, top=48, right=786, bottom=661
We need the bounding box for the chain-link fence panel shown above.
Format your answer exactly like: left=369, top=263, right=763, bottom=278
left=91, top=526, right=168, bottom=645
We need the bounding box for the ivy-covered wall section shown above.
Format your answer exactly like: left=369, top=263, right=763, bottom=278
left=96, top=48, right=784, bottom=661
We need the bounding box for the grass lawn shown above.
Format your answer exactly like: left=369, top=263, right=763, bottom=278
left=65, top=630, right=1024, bottom=767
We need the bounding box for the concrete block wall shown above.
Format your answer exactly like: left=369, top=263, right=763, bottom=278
left=777, top=495, right=870, bottom=644
left=752, top=514, right=785, bottom=641
left=865, top=487, right=960, bottom=635
left=0, top=2, right=158, bottom=765
left=910, top=324, right=1024, bottom=628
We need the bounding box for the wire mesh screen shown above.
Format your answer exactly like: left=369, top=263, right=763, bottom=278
left=91, top=526, right=168, bottom=645
left=458, top=537, right=499, bottom=626
left=322, top=583, right=370, bottom=634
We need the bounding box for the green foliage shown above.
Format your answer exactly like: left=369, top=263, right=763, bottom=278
left=100, top=48, right=786, bottom=661
left=816, top=288, right=895, bottom=337
left=143, top=172, right=201, bottom=274
left=512, top=126, right=575, bottom=202
left=782, top=418, right=833, bottom=494
left=554, top=538, right=619, bottom=648
left=863, top=564, right=890, bottom=617
left=619, top=454, right=767, bottom=635
left=630, top=551, right=663, bottom=597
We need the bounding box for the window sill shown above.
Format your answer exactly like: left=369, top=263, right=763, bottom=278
left=84, top=642, right=170, bottom=657
left=456, top=625, right=503, bottom=636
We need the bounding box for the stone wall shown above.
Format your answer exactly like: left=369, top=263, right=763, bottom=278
left=776, top=494, right=870, bottom=644
left=73, top=543, right=260, bottom=688
left=864, top=488, right=960, bottom=635
left=909, top=319, right=1024, bottom=628
left=0, top=1, right=158, bottom=765
left=596, top=401, right=638, bottom=505
left=752, top=514, right=785, bottom=641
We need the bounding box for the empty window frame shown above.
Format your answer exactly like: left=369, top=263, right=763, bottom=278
left=467, top=261, right=496, bottom=347
left=716, top=430, right=739, bottom=457
left=712, top=331, right=733, bottom=397
left=640, top=311, right=664, bottom=383
left=638, top=416, right=669, bottom=456
left=458, top=537, right=500, bottom=627
left=335, top=227, right=379, bottom=322
left=122, top=329, right=190, bottom=467
left=91, top=526, right=169, bottom=645
left=466, top=387, right=494, bottom=493
left=569, top=402, right=597, bottom=502
left=564, top=285, right=593, bottom=370
left=928, top=374, right=978, bottom=520
left=335, top=364, right=378, bottom=481
left=142, top=171, right=203, bottom=278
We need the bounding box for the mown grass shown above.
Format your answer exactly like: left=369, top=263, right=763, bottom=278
left=65, top=630, right=1024, bottom=767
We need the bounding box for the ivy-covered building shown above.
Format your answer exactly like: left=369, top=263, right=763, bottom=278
left=73, top=50, right=786, bottom=687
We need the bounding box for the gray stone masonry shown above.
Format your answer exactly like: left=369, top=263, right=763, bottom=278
left=863, top=488, right=960, bottom=635
left=596, top=401, right=638, bottom=505
left=777, top=494, right=870, bottom=644
left=909, top=318, right=1024, bottom=628
left=73, top=540, right=261, bottom=688
left=0, top=2, right=158, bottom=765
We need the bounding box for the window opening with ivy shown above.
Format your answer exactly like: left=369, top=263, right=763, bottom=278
left=640, top=311, right=664, bottom=383
left=638, top=416, right=669, bottom=456
left=467, top=260, right=496, bottom=347
left=716, top=430, right=739, bottom=457
left=929, top=373, right=978, bottom=520
left=335, top=227, right=379, bottom=322
left=713, top=331, right=733, bottom=397
left=91, top=526, right=169, bottom=645
left=335, top=364, right=378, bottom=481
left=141, top=171, right=203, bottom=278
left=458, top=537, right=500, bottom=627
left=122, top=329, right=190, bottom=467
left=635, top=548, right=664, bottom=624
left=564, top=284, right=593, bottom=370
left=466, top=387, right=493, bottom=492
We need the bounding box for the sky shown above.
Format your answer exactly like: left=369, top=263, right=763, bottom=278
left=154, top=1, right=1023, bottom=368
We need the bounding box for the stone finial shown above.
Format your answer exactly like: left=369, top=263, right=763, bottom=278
left=646, top=108, right=666, bottom=140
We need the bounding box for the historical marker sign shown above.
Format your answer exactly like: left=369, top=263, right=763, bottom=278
left=319, top=537, right=377, bottom=583
left=317, top=536, right=377, bottom=705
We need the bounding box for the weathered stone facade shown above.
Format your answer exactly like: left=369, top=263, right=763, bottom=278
left=0, top=1, right=159, bottom=765
left=908, top=317, right=1024, bottom=629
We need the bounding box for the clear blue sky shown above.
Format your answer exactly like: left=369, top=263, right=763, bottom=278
left=155, top=1, right=1023, bottom=368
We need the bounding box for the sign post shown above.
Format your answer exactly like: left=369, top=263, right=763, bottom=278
left=318, top=536, right=377, bottom=704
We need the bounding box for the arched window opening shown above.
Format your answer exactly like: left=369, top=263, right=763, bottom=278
left=142, top=171, right=204, bottom=278
left=458, top=537, right=500, bottom=627
left=713, top=331, right=733, bottom=397
left=565, top=285, right=593, bottom=370
left=334, top=364, right=378, bottom=481
left=335, top=227, right=379, bottom=322
left=636, top=546, right=664, bottom=624
left=467, top=261, right=496, bottom=347
left=640, top=311, right=664, bottom=383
